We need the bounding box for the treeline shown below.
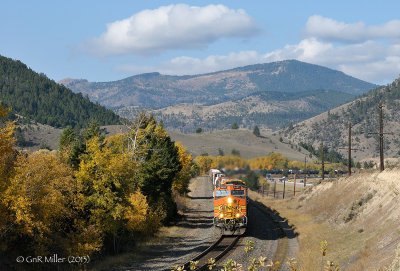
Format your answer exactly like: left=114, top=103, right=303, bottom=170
left=0, top=55, right=120, bottom=128
left=0, top=103, right=196, bottom=269
left=194, top=152, right=338, bottom=176
left=299, top=142, right=350, bottom=165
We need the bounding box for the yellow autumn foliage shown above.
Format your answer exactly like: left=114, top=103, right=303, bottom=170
left=248, top=153, right=289, bottom=170
left=0, top=102, right=16, bottom=187
left=173, top=142, right=193, bottom=194
left=195, top=155, right=216, bottom=174
left=3, top=151, right=80, bottom=255
left=214, top=155, right=248, bottom=169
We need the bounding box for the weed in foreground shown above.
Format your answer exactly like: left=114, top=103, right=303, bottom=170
left=245, top=240, right=255, bottom=254
left=170, top=240, right=340, bottom=271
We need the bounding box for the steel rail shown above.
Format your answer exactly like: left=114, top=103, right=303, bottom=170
left=165, top=234, right=241, bottom=271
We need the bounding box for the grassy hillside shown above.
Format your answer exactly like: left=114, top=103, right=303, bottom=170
left=167, top=129, right=312, bottom=160
left=124, top=89, right=354, bottom=131
left=254, top=167, right=400, bottom=270
left=280, top=77, right=400, bottom=161
left=0, top=55, right=120, bottom=128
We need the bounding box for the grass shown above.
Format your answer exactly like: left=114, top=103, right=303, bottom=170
left=166, top=129, right=313, bottom=160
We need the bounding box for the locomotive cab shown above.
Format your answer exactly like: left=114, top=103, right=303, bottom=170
left=213, top=180, right=247, bottom=235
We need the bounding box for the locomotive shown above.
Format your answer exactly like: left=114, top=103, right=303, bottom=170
left=211, top=170, right=247, bottom=235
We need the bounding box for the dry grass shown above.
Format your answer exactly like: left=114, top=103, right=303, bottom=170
left=167, top=129, right=312, bottom=160
left=249, top=169, right=400, bottom=270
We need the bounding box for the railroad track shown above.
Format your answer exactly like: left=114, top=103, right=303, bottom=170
left=165, top=234, right=241, bottom=271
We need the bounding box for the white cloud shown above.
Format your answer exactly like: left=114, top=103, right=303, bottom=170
left=115, top=15, right=400, bottom=84
left=84, top=4, right=258, bottom=56
left=117, top=37, right=400, bottom=84
left=116, top=51, right=264, bottom=76
left=305, top=15, right=400, bottom=43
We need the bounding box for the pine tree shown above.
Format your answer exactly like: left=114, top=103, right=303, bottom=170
left=253, top=125, right=260, bottom=137
left=232, top=122, right=239, bottom=129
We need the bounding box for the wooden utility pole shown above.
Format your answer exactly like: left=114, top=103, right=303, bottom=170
left=368, top=102, right=392, bottom=172
left=321, top=142, right=325, bottom=180
left=304, top=156, right=307, bottom=187
left=293, top=174, right=296, bottom=197
left=340, top=123, right=358, bottom=176
left=317, top=142, right=331, bottom=180
left=379, top=102, right=384, bottom=171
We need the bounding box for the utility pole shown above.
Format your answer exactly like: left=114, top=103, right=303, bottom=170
left=317, top=142, right=331, bottom=180
left=368, top=102, right=392, bottom=172
left=339, top=123, right=358, bottom=176
left=379, top=102, right=384, bottom=171
left=304, top=156, right=307, bottom=187
left=321, top=142, right=325, bottom=180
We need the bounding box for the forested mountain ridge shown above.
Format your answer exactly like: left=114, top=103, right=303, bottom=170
left=60, top=60, right=377, bottom=109
left=280, top=77, right=400, bottom=160
left=117, top=89, right=355, bottom=132
left=0, top=55, right=120, bottom=128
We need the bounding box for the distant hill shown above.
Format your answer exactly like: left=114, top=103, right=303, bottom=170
left=117, top=89, right=355, bottom=131
left=280, top=77, right=400, bottom=161
left=0, top=55, right=120, bottom=128
left=60, top=60, right=377, bottom=109
left=166, top=129, right=313, bottom=160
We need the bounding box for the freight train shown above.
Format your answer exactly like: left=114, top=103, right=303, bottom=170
left=210, top=169, right=247, bottom=235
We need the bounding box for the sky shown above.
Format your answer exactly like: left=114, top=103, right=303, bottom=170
left=1, top=0, right=400, bottom=85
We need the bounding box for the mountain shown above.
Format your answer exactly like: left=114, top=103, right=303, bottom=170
left=60, top=60, right=377, bottom=109
left=0, top=55, right=120, bottom=128
left=279, top=77, right=400, bottom=161
left=117, top=89, right=355, bottom=132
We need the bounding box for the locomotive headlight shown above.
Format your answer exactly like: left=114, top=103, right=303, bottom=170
left=227, top=197, right=232, bottom=204
left=236, top=213, right=240, bottom=218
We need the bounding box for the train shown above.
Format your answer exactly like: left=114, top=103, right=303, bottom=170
left=210, top=169, right=248, bottom=235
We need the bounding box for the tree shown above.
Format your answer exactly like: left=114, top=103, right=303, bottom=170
left=194, top=155, right=215, bottom=175
left=253, top=126, right=260, bottom=137
left=2, top=151, right=93, bottom=256
left=231, top=149, right=241, bottom=156
left=59, top=126, right=85, bottom=169
left=82, top=120, right=105, bottom=142
left=244, top=170, right=259, bottom=191
left=76, top=134, right=148, bottom=253
left=0, top=102, right=16, bottom=186
left=0, top=101, right=17, bottom=257
left=173, top=142, right=194, bottom=195
left=134, top=116, right=182, bottom=222
left=232, top=122, right=239, bottom=129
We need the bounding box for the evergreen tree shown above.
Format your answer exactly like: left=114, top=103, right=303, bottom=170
left=253, top=125, right=260, bottom=137
left=244, top=170, right=259, bottom=191
left=0, top=55, right=120, bottom=129
left=136, top=117, right=182, bottom=222
left=232, top=122, right=239, bottom=129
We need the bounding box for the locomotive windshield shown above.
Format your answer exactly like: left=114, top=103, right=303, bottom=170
left=231, top=190, right=245, bottom=195
left=215, top=190, right=229, bottom=196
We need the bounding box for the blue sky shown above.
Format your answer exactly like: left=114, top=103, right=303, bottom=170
left=1, top=0, right=400, bottom=84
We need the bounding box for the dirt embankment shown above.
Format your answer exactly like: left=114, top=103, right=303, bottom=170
left=252, top=168, right=400, bottom=271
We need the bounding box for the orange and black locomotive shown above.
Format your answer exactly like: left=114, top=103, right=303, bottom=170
left=213, top=178, right=247, bottom=235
